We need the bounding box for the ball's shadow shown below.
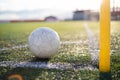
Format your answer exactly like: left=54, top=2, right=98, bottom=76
left=31, top=57, right=50, bottom=62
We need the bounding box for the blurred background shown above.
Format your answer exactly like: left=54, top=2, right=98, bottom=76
left=0, top=0, right=120, bottom=22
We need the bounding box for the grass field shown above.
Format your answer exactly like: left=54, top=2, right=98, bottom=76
left=0, top=21, right=120, bottom=80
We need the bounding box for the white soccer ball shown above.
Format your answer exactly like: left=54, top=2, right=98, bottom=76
left=28, top=27, right=60, bottom=58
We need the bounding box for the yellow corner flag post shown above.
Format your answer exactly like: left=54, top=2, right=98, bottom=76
left=100, top=0, right=111, bottom=79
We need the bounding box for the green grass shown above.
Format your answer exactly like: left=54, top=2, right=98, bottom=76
left=0, top=21, right=120, bottom=80
left=0, top=21, right=87, bottom=48
left=0, top=67, right=99, bottom=80
left=0, top=21, right=89, bottom=63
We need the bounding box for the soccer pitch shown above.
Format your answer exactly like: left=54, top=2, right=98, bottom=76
left=0, top=21, right=120, bottom=80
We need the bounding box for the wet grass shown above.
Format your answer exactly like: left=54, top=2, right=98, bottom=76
left=0, top=21, right=120, bottom=80
left=0, top=43, right=90, bottom=63
left=0, top=21, right=89, bottom=64
left=0, top=67, right=99, bottom=80
left=0, top=21, right=87, bottom=48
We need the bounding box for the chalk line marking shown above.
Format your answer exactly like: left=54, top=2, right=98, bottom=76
left=0, top=41, right=87, bottom=52
left=83, top=22, right=99, bottom=62
left=0, top=61, right=98, bottom=70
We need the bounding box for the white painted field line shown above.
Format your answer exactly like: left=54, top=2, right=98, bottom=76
left=0, top=41, right=87, bottom=52
left=0, top=61, right=98, bottom=70
left=0, top=40, right=98, bottom=70
left=61, top=41, right=86, bottom=44
left=0, top=44, right=28, bottom=52
left=83, top=22, right=99, bottom=62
